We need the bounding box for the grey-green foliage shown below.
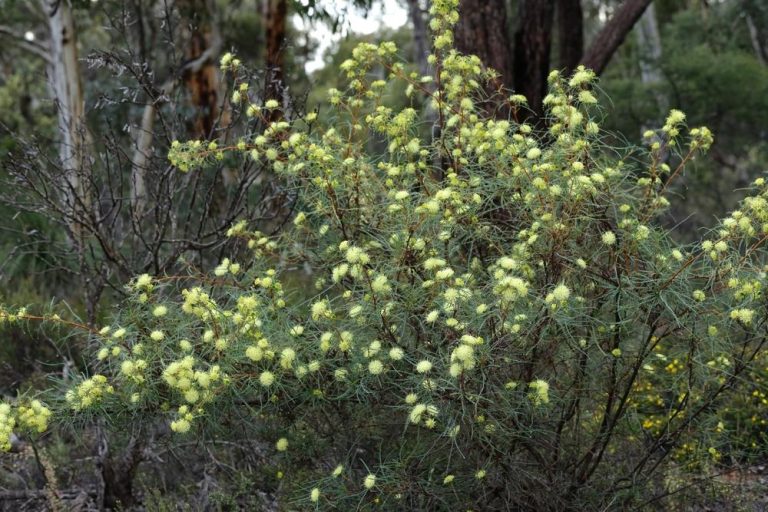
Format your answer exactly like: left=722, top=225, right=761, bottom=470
left=5, top=2, right=768, bottom=511
left=12, top=13, right=766, bottom=512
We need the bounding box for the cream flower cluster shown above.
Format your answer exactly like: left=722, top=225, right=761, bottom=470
left=66, top=375, right=114, bottom=410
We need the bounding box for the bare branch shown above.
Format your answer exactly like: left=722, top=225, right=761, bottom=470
left=581, top=0, right=653, bottom=75
left=130, top=27, right=222, bottom=217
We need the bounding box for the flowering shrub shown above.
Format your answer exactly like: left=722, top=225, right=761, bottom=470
left=4, top=0, right=768, bottom=508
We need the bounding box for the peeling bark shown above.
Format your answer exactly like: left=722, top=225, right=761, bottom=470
left=184, top=27, right=223, bottom=139
left=45, top=0, right=90, bottom=243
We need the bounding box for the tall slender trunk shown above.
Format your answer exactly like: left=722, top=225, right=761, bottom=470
left=634, top=1, right=667, bottom=155
left=513, top=0, right=556, bottom=120
left=635, top=2, right=666, bottom=115
left=635, top=3, right=662, bottom=85
left=46, top=0, right=89, bottom=243
left=263, top=0, right=287, bottom=121
left=407, top=0, right=439, bottom=140
left=184, top=19, right=223, bottom=139
left=557, top=0, right=584, bottom=74
left=746, top=14, right=767, bottom=65
left=406, top=0, right=430, bottom=78
left=130, top=102, right=154, bottom=220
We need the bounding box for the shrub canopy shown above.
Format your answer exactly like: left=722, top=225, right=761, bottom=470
left=5, top=0, right=768, bottom=510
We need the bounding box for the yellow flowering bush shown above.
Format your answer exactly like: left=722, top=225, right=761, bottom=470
left=0, top=398, right=52, bottom=451
left=4, top=0, right=768, bottom=508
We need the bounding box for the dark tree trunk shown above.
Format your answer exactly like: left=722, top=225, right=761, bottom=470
left=99, top=434, right=144, bottom=509
left=513, top=0, right=556, bottom=119
left=264, top=0, right=287, bottom=120
left=179, top=0, right=225, bottom=139
left=581, top=0, right=653, bottom=75
left=455, top=0, right=514, bottom=87
left=406, top=0, right=430, bottom=78
left=184, top=28, right=221, bottom=138
left=452, top=0, right=647, bottom=121
left=557, top=0, right=584, bottom=74
left=407, top=0, right=440, bottom=141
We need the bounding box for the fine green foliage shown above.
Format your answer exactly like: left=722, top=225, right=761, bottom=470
left=4, top=0, right=768, bottom=509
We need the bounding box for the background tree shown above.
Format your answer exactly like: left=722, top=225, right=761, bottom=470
left=453, top=0, right=653, bottom=118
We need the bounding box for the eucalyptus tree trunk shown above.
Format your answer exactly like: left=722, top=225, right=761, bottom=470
left=746, top=14, right=767, bottom=65
left=635, top=2, right=667, bottom=114
left=264, top=0, right=287, bottom=121
left=557, top=0, right=584, bottom=74
left=454, top=0, right=515, bottom=120
left=182, top=0, right=225, bottom=139
left=406, top=0, right=430, bottom=78
left=455, top=0, right=514, bottom=86
left=407, top=0, right=439, bottom=142
left=454, top=0, right=653, bottom=123
left=513, top=0, right=556, bottom=120
left=635, top=2, right=663, bottom=86
left=45, top=0, right=90, bottom=244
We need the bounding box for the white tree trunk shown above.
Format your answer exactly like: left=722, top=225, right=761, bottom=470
left=635, top=2, right=663, bottom=87
left=130, top=102, right=154, bottom=220
left=746, top=14, right=767, bottom=66
left=634, top=1, right=667, bottom=131
left=46, top=0, right=89, bottom=239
